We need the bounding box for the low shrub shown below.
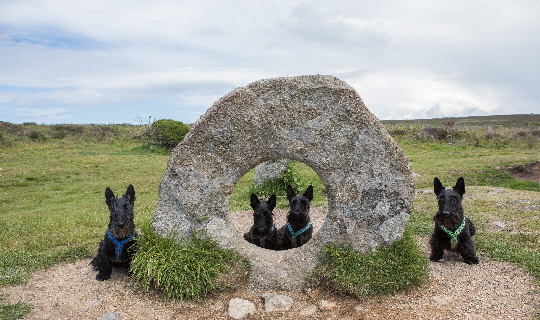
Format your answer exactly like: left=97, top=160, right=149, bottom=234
left=148, top=119, right=190, bottom=149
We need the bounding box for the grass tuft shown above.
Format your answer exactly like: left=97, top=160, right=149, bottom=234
left=0, top=295, right=31, bottom=320
left=309, top=228, right=428, bottom=297
left=130, top=222, right=250, bottom=301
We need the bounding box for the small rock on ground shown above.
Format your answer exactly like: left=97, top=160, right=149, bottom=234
left=261, top=293, right=294, bottom=312
left=318, top=299, right=337, bottom=311
left=228, top=298, right=255, bottom=319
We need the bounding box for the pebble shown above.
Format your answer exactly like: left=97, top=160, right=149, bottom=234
left=262, top=293, right=294, bottom=312
left=228, top=298, right=255, bottom=319
left=299, top=304, right=317, bottom=316
left=318, top=299, right=337, bottom=311
left=99, top=313, right=121, bottom=320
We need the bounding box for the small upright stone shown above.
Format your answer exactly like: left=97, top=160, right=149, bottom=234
left=253, top=159, right=290, bottom=188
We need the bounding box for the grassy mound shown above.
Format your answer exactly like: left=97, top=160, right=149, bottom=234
left=309, top=228, right=428, bottom=297
left=130, top=222, right=250, bottom=301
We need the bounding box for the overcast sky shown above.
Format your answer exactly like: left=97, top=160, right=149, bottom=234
left=1, top=1, right=539, bottom=124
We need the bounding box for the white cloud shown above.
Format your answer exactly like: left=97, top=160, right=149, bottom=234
left=347, top=68, right=502, bottom=120
left=0, top=1, right=538, bottom=123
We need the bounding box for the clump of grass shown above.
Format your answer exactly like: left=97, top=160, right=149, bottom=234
left=130, top=222, right=250, bottom=301
left=0, top=295, right=31, bottom=320
left=309, top=228, right=428, bottom=297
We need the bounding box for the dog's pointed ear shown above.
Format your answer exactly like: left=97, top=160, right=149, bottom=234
left=304, top=185, right=314, bottom=201
left=267, top=194, right=277, bottom=210
left=286, top=185, right=295, bottom=201
left=250, top=193, right=260, bottom=208
left=105, top=187, right=115, bottom=206
left=125, top=184, right=136, bottom=202
left=433, top=177, right=444, bottom=196
left=453, top=177, right=465, bottom=196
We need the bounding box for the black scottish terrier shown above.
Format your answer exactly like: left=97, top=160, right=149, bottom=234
left=430, top=177, right=479, bottom=265
left=91, top=184, right=137, bottom=280
left=277, top=185, right=314, bottom=250
left=244, top=193, right=279, bottom=250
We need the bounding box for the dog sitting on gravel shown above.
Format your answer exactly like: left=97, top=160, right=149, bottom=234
left=277, top=185, right=314, bottom=250
left=91, top=185, right=137, bottom=280
left=244, top=193, right=279, bottom=250
left=430, top=177, right=479, bottom=265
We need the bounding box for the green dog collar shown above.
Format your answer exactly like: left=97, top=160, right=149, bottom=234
left=440, top=217, right=466, bottom=250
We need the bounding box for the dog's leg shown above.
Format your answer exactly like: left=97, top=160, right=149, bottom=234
left=459, top=238, right=479, bottom=264
left=93, top=253, right=113, bottom=281
left=429, top=233, right=445, bottom=262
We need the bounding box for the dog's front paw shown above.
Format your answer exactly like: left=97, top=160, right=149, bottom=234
left=429, top=253, right=443, bottom=262
left=464, top=257, right=479, bottom=265
left=96, top=274, right=111, bottom=281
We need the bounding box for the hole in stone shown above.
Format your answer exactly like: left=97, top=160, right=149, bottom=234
left=230, top=159, right=328, bottom=251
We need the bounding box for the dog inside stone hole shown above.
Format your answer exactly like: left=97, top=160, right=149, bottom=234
left=232, top=160, right=326, bottom=251
left=244, top=185, right=314, bottom=251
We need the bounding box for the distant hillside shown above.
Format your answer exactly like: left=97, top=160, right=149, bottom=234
left=381, top=114, right=540, bottom=127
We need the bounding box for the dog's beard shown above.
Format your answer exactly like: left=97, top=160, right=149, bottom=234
left=435, top=213, right=461, bottom=229
left=253, top=224, right=274, bottom=237
left=287, top=212, right=310, bottom=227
left=111, top=226, right=134, bottom=238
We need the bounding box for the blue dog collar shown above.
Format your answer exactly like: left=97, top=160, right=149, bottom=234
left=287, top=221, right=312, bottom=248
left=107, top=231, right=135, bottom=262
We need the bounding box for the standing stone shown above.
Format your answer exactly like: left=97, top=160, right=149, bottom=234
left=228, top=298, right=256, bottom=319
left=152, top=75, right=415, bottom=291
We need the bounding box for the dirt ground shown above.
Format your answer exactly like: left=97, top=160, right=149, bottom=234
left=3, top=163, right=540, bottom=319
left=510, top=160, right=540, bottom=184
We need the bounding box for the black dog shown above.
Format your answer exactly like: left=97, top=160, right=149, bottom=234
left=90, top=184, right=137, bottom=280
left=430, top=177, right=479, bottom=264
left=244, top=193, right=279, bottom=250
left=277, top=185, right=314, bottom=250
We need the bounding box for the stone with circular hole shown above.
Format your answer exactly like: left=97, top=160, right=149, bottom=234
left=152, top=75, right=415, bottom=290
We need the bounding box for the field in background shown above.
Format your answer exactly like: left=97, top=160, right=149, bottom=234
left=1, top=114, right=539, bottom=305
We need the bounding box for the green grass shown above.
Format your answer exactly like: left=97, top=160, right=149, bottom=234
left=309, top=228, right=428, bottom=297
left=130, top=222, right=250, bottom=301
left=0, top=295, right=31, bottom=320
left=0, top=142, right=168, bottom=287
